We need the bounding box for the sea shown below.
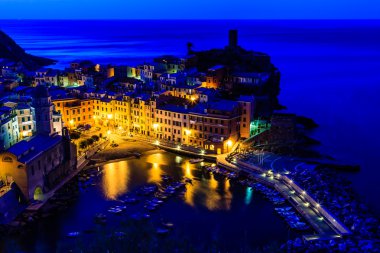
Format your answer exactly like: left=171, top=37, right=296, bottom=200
left=1, top=19, right=380, bottom=216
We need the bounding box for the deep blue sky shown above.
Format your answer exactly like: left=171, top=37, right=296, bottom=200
left=0, top=0, right=379, bottom=19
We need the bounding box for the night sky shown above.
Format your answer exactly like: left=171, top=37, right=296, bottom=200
left=0, top=0, right=379, bottom=19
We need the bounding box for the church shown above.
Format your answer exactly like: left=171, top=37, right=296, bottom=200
left=0, top=85, right=77, bottom=201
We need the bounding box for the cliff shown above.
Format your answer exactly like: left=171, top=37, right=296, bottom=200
left=0, top=30, right=56, bottom=70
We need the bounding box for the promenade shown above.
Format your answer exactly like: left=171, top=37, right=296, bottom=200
left=217, top=153, right=351, bottom=240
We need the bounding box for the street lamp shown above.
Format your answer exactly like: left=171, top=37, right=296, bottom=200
left=153, top=123, right=159, bottom=139
left=226, top=140, right=233, bottom=153
left=184, top=129, right=191, bottom=145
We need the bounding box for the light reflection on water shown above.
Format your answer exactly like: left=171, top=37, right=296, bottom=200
left=100, top=153, right=234, bottom=211
left=1, top=151, right=290, bottom=252
left=102, top=161, right=129, bottom=199
left=245, top=187, right=253, bottom=205
left=181, top=160, right=232, bottom=211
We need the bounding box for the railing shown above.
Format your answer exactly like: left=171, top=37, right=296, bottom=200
left=281, top=176, right=351, bottom=236
left=234, top=159, right=351, bottom=236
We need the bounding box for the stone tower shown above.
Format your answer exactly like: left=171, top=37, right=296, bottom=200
left=32, top=85, right=54, bottom=136
left=229, top=30, right=238, bottom=48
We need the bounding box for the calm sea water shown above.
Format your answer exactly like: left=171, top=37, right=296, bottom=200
left=2, top=152, right=290, bottom=252
left=1, top=20, right=380, bottom=215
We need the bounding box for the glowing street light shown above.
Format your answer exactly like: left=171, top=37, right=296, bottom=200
left=153, top=123, right=159, bottom=130
left=107, top=130, right=111, bottom=135
left=107, top=114, right=113, bottom=120
left=226, top=139, right=233, bottom=152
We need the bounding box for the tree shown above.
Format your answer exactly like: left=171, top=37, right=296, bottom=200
left=79, top=140, right=88, bottom=149
left=70, top=131, right=81, bottom=140
left=87, top=138, right=94, bottom=146
left=91, top=135, right=100, bottom=142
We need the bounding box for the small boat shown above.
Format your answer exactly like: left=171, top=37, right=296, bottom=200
left=66, top=231, right=80, bottom=238
left=108, top=207, right=123, bottom=214
left=189, top=158, right=204, bottom=164
left=145, top=205, right=157, bottom=211
left=162, top=222, right=174, bottom=229
left=123, top=196, right=139, bottom=204
left=156, top=227, right=169, bottom=235
left=94, top=213, right=107, bottom=223
left=132, top=152, right=141, bottom=158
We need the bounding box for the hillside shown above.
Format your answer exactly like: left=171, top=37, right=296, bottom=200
left=0, top=30, right=56, bottom=70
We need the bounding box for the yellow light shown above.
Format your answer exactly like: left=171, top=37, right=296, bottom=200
left=185, top=129, right=191, bottom=135
left=107, top=130, right=111, bottom=135
left=155, top=140, right=160, bottom=145
left=177, top=145, right=181, bottom=150
left=316, top=203, right=320, bottom=207
left=22, top=131, right=28, bottom=137
left=69, top=119, right=74, bottom=125
left=227, top=140, right=233, bottom=147
left=153, top=123, right=159, bottom=129
left=190, top=97, right=195, bottom=102
left=93, top=115, right=97, bottom=119
left=107, top=114, right=113, bottom=119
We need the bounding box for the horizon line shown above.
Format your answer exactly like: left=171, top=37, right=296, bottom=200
left=1, top=18, right=380, bottom=21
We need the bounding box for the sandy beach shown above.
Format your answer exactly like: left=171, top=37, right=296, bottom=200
left=90, top=135, right=156, bottom=164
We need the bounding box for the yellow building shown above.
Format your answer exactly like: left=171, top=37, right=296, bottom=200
left=53, top=98, right=94, bottom=129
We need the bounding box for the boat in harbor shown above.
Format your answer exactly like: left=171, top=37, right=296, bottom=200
left=156, top=227, right=170, bottom=235
left=66, top=232, right=80, bottom=238
left=94, top=213, right=107, bottom=224
left=189, top=158, right=204, bottom=164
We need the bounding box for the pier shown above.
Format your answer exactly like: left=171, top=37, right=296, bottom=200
left=217, top=153, right=351, bottom=241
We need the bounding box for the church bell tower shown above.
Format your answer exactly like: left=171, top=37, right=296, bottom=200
left=32, top=85, right=54, bottom=136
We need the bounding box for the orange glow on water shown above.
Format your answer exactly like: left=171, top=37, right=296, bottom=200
left=183, top=161, right=196, bottom=207
left=102, top=161, right=129, bottom=200
left=148, top=162, right=162, bottom=183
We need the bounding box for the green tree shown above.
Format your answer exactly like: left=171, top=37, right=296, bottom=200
left=91, top=135, right=100, bottom=142
left=87, top=138, right=94, bottom=146
left=70, top=131, right=81, bottom=140
left=79, top=140, right=88, bottom=149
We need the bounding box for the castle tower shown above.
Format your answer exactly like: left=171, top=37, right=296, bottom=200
left=229, top=30, right=238, bottom=48
left=32, top=85, right=54, bottom=136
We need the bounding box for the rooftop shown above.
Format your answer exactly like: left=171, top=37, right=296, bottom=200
left=7, top=134, right=62, bottom=164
